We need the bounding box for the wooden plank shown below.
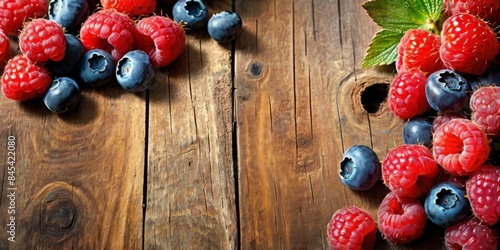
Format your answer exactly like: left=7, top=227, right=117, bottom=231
left=144, top=1, right=237, bottom=249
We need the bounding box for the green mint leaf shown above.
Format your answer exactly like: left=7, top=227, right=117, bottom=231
left=362, top=29, right=403, bottom=68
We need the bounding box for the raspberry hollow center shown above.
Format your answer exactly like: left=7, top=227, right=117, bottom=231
left=436, top=189, right=457, bottom=209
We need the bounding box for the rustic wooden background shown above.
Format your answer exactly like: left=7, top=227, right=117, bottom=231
left=0, top=0, right=446, bottom=249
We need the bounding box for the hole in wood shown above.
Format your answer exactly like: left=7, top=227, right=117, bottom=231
left=361, top=83, right=389, bottom=114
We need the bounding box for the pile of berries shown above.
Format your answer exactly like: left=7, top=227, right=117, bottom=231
left=0, top=0, right=242, bottom=114
left=330, top=1, right=500, bottom=249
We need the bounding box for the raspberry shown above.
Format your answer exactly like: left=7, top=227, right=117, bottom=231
left=378, top=192, right=427, bottom=244
left=396, top=29, right=444, bottom=76
left=0, top=31, right=10, bottom=67
left=470, top=86, right=500, bottom=137
left=431, top=113, right=465, bottom=133
left=327, top=206, right=376, bottom=250
left=445, top=218, right=498, bottom=249
left=135, top=16, right=186, bottom=67
left=101, top=0, right=156, bottom=17
left=0, top=0, right=48, bottom=36
left=440, top=13, right=499, bottom=75
left=1, top=55, right=52, bottom=101
left=466, top=164, right=500, bottom=225
left=388, top=68, right=430, bottom=120
left=382, top=144, right=439, bottom=199
left=443, top=0, right=500, bottom=27
left=19, top=19, right=67, bottom=63
left=80, top=9, right=136, bottom=62
left=433, top=118, right=490, bottom=176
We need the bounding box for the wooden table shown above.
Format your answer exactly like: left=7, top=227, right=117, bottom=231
left=0, top=0, right=445, bottom=249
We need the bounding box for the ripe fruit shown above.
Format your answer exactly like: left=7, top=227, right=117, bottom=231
left=402, top=117, right=433, bottom=147
left=431, top=113, right=465, bottom=132
left=79, top=49, right=116, bottom=87
left=433, top=118, right=490, bottom=176
left=327, top=206, right=377, bottom=250
left=0, top=31, right=10, bottom=67
left=388, top=68, right=430, bottom=120
left=135, top=16, right=186, bottom=68
left=1, top=55, right=52, bottom=101
left=440, top=13, right=499, bottom=75
left=445, top=218, right=498, bottom=249
left=469, top=86, right=500, bottom=137
left=49, top=0, right=89, bottom=34
left=470, top=64, right=500, bottom=91
left=47, top=34, right=85, bottom=76
left=101, top=0, right=157, bottom=17
left=396, top=29, right=444, bottom=76
left=378, top=192, right=427, bottom=244
left=424, top=181, right=470, bottom=227
left=0, top=0, right=48, bottom=36
left=466, top=164, right=500, bottom=225
left=172, top=0, right=209, bottom=29
left=116, top=50, right=156, bottom=92
left=43, top=77, right=81, bottom=114
left=425, top=69, right=470, bottom=113
left=443, top=0, right=500, bottom=27
left=207, top=11, right=243, bottom=43
left=382, top=144, right=439, bottom=199
left=338, top=145, right=381, bottom=191
left=19, top=19, right=67, bottom=63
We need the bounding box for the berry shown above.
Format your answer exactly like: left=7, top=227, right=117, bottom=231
left=172, top=0, right=209, bottom=30
left=19, top=19, right=67, bottom=63
left=425, top=69, right=470, bottom=113
left=470, top=86, right=500, bottom=137
left=80, top=9, right=136, bottom=62
left=396, top=29, right=444, bottom=76
left=378, top=192, right=427, bottom=244
left=470, top=64, right=500, bottom=91
left=79, top=49, right=116, bottom=87
left=0, top=0, right=48, bottom=36
left=433, top=118, right=490, bottom=176
left=135, top=16, right=186, bottom=68
left=466, top=164, right=500, bottom=225
left=101, top=0, right=156, bottom=17
left=207, top=11, right=243, bottom=43
left=0, top=31, right=10, bottom=68
left=327, top=206, right=377, bottom=250
left=43, top=77, right=81, bottom=114
left=440, top=13, right=499, bottom=75
left=382, top=144, right=439, bottom=199
left=1, top=55, right=52, bottom=101
left=388, top=68, right=430, bottom=120
left=47, top=34, right=85, bottom=76
left=443, top=0, right=500, bottom=27
left=403, top=117, right=433, bottom=147
left=116, top=50, right=156, bottom=92
left=49, top=0, right=89, bottom=34
left=424, top=181, right=470, bottom=227
left=338, top=145, right=381, bottom=191
left=445, top=218, right=498, bottom=250
left=431, top=113, right=465, bottom=133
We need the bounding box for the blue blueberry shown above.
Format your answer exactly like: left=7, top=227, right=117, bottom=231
left=470, top=64, right=500, bottom=91
left=79, top=49, right=115, bottom=87
left=43, top=77, right=81, bottom=114
left=426, top=69, right=470, bottom=113
left=172, top=0, right=208, bottom=29
left=49, top=0, right=89, bottom=34
left=47, top=34, right=85, bottom=76
left=403, top=117, right=433, bottom=147
left=339, top=145, right=381, bottom=191
left=424, top=181, right=470, bottom=227
left=207, top=11, right=242, bottom=43
left=116, top=50, right=155, bottom=92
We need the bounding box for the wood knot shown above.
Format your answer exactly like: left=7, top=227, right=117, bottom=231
left=247, top=61, right=263, bottom=78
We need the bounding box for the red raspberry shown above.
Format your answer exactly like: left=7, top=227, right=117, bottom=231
left=0, top=31, right=10, bottom=67
left=135, top=16, right=186, bottom=67
left=433, top=118, right=490, bottom=176
left=382, top=144, right=439, bottom=199
left=396, top=29, right=444, bottom=76
left=0, top=0, right=48, bottom=36
left=19, top=19, right=66, bottom=63
left=440, top=13, right=499, bottom=75
left=443, top=0, right=500, bottom=27
left=378, top=192, right=427, bottom=244
left=101, top=0, right=156, bottom=17
left=431, top=113, right=465, bottom=133
left=80, top=9, right=136, bottom=62
left=470, top=86, right=500, bottom=137
left=445, top=218, right=498, bottom=249
left=327, top=206, right=376, bottom=250
left=388, top=68, right=430, bottom=120
left=466, top=164, right=500, bottom=225
left=1, top=55, right=52, bottom=101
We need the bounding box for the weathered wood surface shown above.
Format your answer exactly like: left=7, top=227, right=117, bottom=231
left=0, top=0, right=448, bottom=249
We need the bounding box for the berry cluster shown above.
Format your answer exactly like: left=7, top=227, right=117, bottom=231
left=329, top=1, right=500, bottom=249
left=0, top=0, right=242, bottom=114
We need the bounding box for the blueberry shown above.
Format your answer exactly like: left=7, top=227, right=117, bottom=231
left=172, top=0, right=208, bottom=29
left=79, top=49, right=116, bottom=87
left=424, top=181, right=470, bottom=227
left=403, top=117, right=433, bottom=147
left=43, top=77, right=81, bottom=114
left=426, top=69, right=470, bottom=113
left=207, top=11, right=242, bottom=43
left=470, top=64, right=500, bottom=91
left=339, top=145, right=381, bottom=191
left=47, top=34, right=85, bottom=76
left=116, top=50, right=155, bottom=92
left=49, top=0, right=89, bottom=34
